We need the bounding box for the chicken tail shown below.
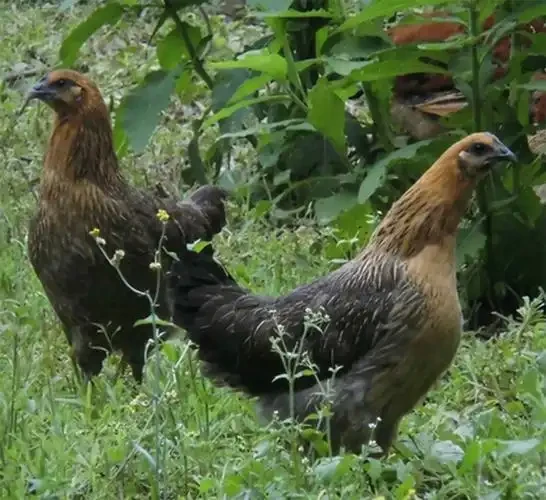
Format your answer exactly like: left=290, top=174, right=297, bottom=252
left=168, top=247, right=293, bottom=395
left=168, top=245, right=241, bottom=332
left=187, top=185, right=229, bottom=237
left=169, top=185, right=229, bottom=244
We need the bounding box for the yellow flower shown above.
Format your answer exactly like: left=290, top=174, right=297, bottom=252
left=156, top=209, right=169, bottom=222
left=89, top=227, right=101, bottom=238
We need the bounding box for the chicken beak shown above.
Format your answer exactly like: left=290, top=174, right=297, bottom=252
left=27, top=79, right=57, bottom=102
left=495, top=146, right=517, bottom=164
left=488, top=142, right=517, bottom=167
left=18, top=78, right=57, bottom=116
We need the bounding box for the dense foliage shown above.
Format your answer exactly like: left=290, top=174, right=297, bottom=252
left=56, top=0, right=546, bottom=328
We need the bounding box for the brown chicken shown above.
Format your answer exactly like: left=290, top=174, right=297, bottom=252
left=26, top=69, right=228, bottom=383
left=168, top=133, right=516, bottom=456
left=387, top=12, right=546, bottom=139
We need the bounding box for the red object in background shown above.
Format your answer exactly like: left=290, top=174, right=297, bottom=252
left=386, top=12, right=546, bottom=123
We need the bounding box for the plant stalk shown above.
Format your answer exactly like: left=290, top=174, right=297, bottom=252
left=164, top=0, right=214, bottom=90
left=469, top=4, right=496, bottom=310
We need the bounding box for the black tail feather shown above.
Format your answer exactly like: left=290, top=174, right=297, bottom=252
left=168, top=246, right=240, bottom=331
left=187, top=185, right=229, bottom=239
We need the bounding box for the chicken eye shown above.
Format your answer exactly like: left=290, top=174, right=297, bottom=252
left=57, top=79, right=66, bottom=87
left=469, top=142, right=489, bottom=155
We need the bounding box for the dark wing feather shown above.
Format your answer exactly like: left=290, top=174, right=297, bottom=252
left=169, top=247, right=426, bottom=396
left=154, top=185, right=228, bottom=251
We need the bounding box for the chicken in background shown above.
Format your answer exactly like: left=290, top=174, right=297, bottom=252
left=24, top=69, right=228, bottom=384
left=168, top=133, right=516, bottom=456
left=386, top=12, right=546, bottom=140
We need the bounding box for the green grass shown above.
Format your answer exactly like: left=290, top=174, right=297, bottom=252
left=1, top=2, right=545, bottom=499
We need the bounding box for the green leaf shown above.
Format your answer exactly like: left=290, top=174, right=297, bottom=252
left=457, top=223, right=486, bottom=267
left=133, top=314, right=177, bottom=328
left=516, top=3, right=546, bottom=24
left=429, top=440, right=464, bottom=465
left=211, top=68, right=254, bottom=134
left=346, top=59, right=450, bottom=81
left=161, top=342, right=179, bottom=362
left=312, top=455, right=356, bottom=481
left=112, top=105, right=129, bottom=159
left=339, top=0, right=450, bottom=32
left=358, top=139, right=434, bottom=203
left=358, top=162, right=387, bottom=203
left=227, top=74, right=273, bottom=105
left=461, top=439, right=498, bottom=473
left=307, top=77, right=346, bottom=156
left=59, top=3, right=124, bottom=65
left=120, top=68, right=180, bottom=153
left=187, top=239, right=212, bottom=253
left=248, top=0, right=293, bottom=12
left=273, top=170, right=291, bottom=186
left=315, top=192, right=358, bottom=224
left=156, top=24, right=203, bottom=70
left=497, top=438, right=541, bottom=457
left=256, top=9, right=333, bottom=19
left=208, top=54, right=288, bottom=81
left=203, top=94, right=291, bottom=128
left=519, top=81, right=546, bottom=92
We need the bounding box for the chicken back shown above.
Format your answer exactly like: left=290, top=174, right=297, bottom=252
left=26, top=69, right=228, bottom=383
left=169, top=133, right=516, bottom=455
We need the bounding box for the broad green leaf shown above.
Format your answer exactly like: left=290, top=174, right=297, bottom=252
left=203, top=94, right=291, bottom=128
left=339, top=0, right=450, bottom=32
left=516, top=3, right=546, bottom=24
left=457, top=223, right=486, bottom=267
left=156, top=24, right=203, bottom=70
left=497, top=438, right=541, bottom=457
left=120, top=68, right=180, bottom=153
left=315, top=192, right=358, bottom=224
left=161, top=342, right=179, bottom=363
left=416, top=36, right=472, bottom=51
left=273, top=170, right=291, bottom=186
left=248, top=0, right=293, bottom=12
left=187, top=239, right=212, bottom=253
left=358, top=162, right=387, bottom=203
left=212, top=69, right=253, bottom=111
left=256, top=9, right=333, bottom=19
left=349, top=59, right=450, bottom=81
left=228, top=74, right=273, bottom=105
left=60, top=3, right=124, bottom=65
left=429, top=440, right=464, bottom=465
left=307, top=77, right=346, bottom=156
left=358, top=139, right=434, bottom=203
left=208, top=54, right=288, bottom=81
left=519, top=81, right=546, bottom=92
left=294, top=58, right=322, bottom=73
left=312, top=455, right=355, bottom=481
left=113, top=105, right=129, bottom=159
left=458, top=439, right=498, bottom=474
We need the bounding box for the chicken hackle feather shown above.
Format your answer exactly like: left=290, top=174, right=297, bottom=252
left=26, top=69, right=228, bottom=383
left=169, top=133, right=516, bottom=455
